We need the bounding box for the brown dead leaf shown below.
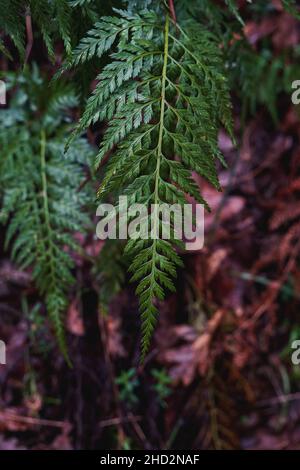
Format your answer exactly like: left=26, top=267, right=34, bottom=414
left=206, top=248, right=228, bottom=282
left=270, top=202, right=300, bottom=230
left=244, top=18, right=276, bottom=45
left=162, top=310, right=225, bottom=385
left=66, top=298, right=85, bottom=336
left=24, top=393, right=43, bottom=415
left=193, top=309, right=225, bottom=376
left=106, top=316, right=126, bottom=358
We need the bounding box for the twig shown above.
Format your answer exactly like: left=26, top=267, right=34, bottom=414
left=168, top=0, right=177, bottom=25
left=0, top=411, right=68, bottom=429
left=127, top=412, right=149, bottom=447
left=24, top=7, right=33, bottom=65
left=257, top=393, right=300, bottom=408
left=99, top=415, right=141, bottom=429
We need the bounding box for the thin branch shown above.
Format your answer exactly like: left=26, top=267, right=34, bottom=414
left=24, top=6, right=33, bottom=65
left=168, top=0, right=177, bottom=25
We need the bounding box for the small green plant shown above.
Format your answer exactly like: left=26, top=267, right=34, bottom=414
left=152, top=368, right=172, bottom=407
left=116, top=368, right=139, bottom=406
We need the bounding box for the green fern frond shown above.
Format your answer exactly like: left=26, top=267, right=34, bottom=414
left=53, top=0, right=72, bottom=56
left=68, top=5, right=233, bottom=359
left=0, top=0, right=96, bottom=60
left=0, top=67, right=94, bottom=363
left=0, top=1, right=25, bottom=57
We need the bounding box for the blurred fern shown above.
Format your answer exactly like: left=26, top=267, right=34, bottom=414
left=0, top=66, right=94, bottom=363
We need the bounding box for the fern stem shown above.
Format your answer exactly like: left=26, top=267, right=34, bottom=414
left=40, top=130, right=51, bottom=234
left=40, top=129, right=71, bottom=366
left=40, top=130, right=55, bottom=268
left=141, top=15, right=170, bottom=360
left=153, top=13, right=169, bottom=229
left=168, top=0, right=177, bottom=25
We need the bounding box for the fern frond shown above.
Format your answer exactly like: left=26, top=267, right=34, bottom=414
left=0, top=0, right=90, bottom=60
left=69, top=6, right=233, bottom=358
left=0, top=0, right=25, bottom=57
left=53, top=0, right=72, bottom=55
left=0, top=68, right=94, bottom=363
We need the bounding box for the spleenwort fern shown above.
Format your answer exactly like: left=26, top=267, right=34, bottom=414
left=67, top=4, right=233, bottom=359
left=0, top=67, right=94, bottom=363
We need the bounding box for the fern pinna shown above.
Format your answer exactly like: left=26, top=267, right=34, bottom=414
left=68, top=3, right=233, bottom=359
left=0, top=67, right=94, bottom=363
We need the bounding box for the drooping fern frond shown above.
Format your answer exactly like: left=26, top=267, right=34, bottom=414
left=0, top=66, right=94, bottom=363
left=0, top=1, right=25, bottom=57
left=0, top=0, right=108, bottom=60
left=0, top=0, right=68, bottom=59
left=67, top=4, right=234, bottom=359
